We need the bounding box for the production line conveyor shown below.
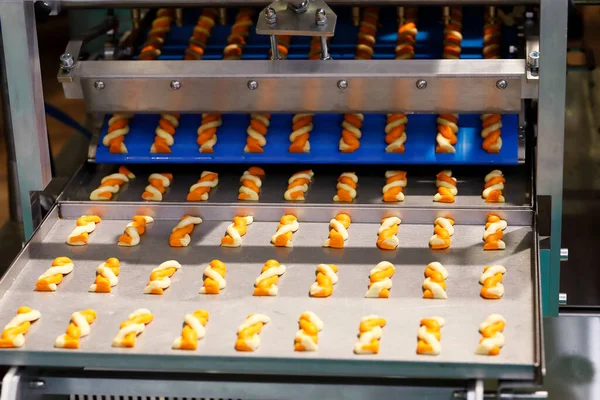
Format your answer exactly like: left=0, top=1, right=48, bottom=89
left=0, top=0, right=565, bottom=399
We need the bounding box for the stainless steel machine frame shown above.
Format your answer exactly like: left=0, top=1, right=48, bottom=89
left=0, top=0, right=567, bottom=398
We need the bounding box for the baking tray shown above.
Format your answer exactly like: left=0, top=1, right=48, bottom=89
left=0, top=204, right=540, bottom=380
left=63, top=164, right=532, bottom=210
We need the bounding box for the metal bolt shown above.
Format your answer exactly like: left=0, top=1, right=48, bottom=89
left=170, top=80, right=181, bottom=90
left=559, top=293, right=567, bottom=305
left=265, top=7, right=277, bottom=24
left=59, top=53, right=74, bottom=70
left=315, top=8, right=327, bottom=26
left=337, top=80, right=348, bottom=90
left=416, top=79, right=427, bottom=90
left=528, top=50, right=540, bottom=69
left=290, top=0, right=309, bottom=13
left=94, top=81, right=105, bottom=90
left=496, top=79, right=508, bottom=90
left=28, top=380, right=45, bottom=389
left=247, top=80, right=258, bottom=90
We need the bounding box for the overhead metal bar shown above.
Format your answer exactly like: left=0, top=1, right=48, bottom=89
left=58, top=0, right=540, bottom=8
left=60, top=59, right=527, bottom=113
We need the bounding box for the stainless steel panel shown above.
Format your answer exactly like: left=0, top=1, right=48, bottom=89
left=0, top=214, right=537, bottom=380
left=0, top=0, right=52, bottom=238
left=536, top=0, right=568, bottom=316
left=59, top=0, right=540, bottom=8
left=543, top=316, right=600, bottom=399
left=65, top=60, right=525, bottom=113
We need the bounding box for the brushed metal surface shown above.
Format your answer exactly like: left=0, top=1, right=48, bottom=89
left=0, top=214, right=537, bottom=380
left=65, top=60, right=525, bottom=113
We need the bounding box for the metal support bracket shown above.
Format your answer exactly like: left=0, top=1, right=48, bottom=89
left=256, top=0, right=337, bottom=37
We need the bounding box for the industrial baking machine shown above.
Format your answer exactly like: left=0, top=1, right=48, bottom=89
left=0, top=0, right=566, bottom=398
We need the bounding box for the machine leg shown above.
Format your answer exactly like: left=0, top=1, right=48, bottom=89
left=0, top=0, right=52, bottom=239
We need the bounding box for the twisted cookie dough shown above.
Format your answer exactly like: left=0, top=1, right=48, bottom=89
left=112, top=308, right=153, bottom=348
left=365, top=261, right=395, bottom=298
left=170, top=216, right=203, bottom=247
left=423, top=262, right=448, bottom=299
left=55, top=309, right=97, bottom=349
left=221, top=216, right=253, bottom=247
left=172, top=310, right=209, bottom=350
left=323, top=213, right=351, bottom=249
left=235, top=314, right=270, bottom=352
left=377, top=216, right=401, bottom=250
left=118, top=216, right=153, bottom=247
left=89, top=257, right=120, bottom=293
left=417, top=317, right=445, bottom=355
left=253, top=260, right=286, bottom=296
left=483, top=214, right=507, bottom=250
left=295, top=312, right=324, bottom=352
left=271, top=215, right=299, bottom=247
left=480, top=265, right=506, bottom=299
left=144, top=260, right=181, bottom=295
left=429, top=217, right=454, bottom=250
left=200, top=259, right=227, bottom=294
left=310, top=264, right=339, bottom=298
left=66, top=215, right=101, bottom=246
left=354, top=315, right=386, bottom=355
left=0, top=307, right=41, bottom=348
left=476, top=314, right=506, bottom=355
left=35, top=257, right=74, bottom=292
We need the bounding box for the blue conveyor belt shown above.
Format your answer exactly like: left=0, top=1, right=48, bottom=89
left=96, top=113, right=518, bottom=165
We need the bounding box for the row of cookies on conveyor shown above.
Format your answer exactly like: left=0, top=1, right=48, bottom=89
left=104, top=112, right=507, bottom=156
left=0, top=305, right=506, bottom=357
left=35, top=257, right=507, bottom=301
left=88, top=166, right=507, bottom=203
left=64, top=213, right=508, bottom=251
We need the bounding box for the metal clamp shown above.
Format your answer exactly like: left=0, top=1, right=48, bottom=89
left=256, top=0, right=337, bottom=37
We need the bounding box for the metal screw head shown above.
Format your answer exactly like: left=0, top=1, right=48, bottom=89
left=265, top=7, right=277, bottom=24
left=337, top=80, right=348, bottom=90
left=94, top=81, right=105, bottom=90
left=416, top=79, right=427, bottom=90
left=59, top=53, right=74, bottom=70
left=290, top=0, right=309, bottom=13
left=496, top=79, right=508, bottom=90
left=28, top=380, right=45, bottom=389
left=527, top=50, right=540, bottom=69
left=247, top=80, right=258, bottom=90
left=316, top=8, right=327, bottom=26
left=170, top=80, right=181, bottom=90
